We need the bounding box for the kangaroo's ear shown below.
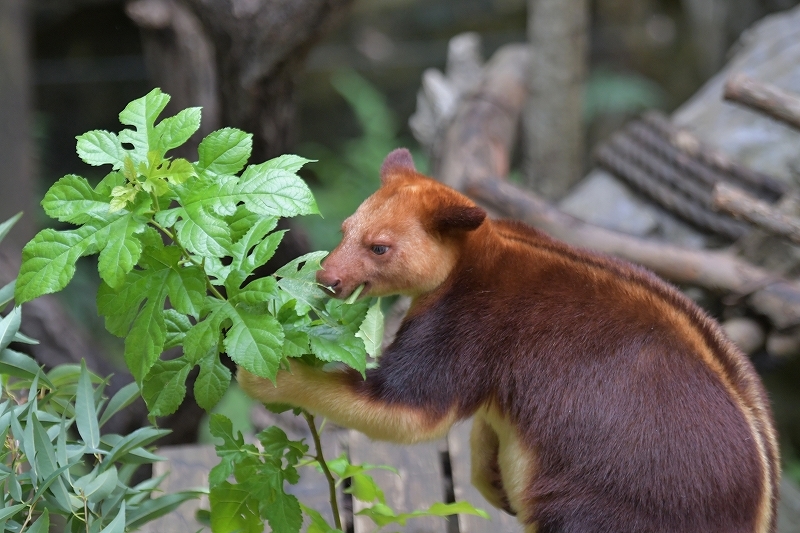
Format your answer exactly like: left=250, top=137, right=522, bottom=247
left=380, top=148, right=416, bottom=184
left=433, top=205, right=487, bottom=233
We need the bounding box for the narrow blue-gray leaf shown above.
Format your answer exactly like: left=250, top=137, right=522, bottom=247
left=76, top=360, right=101, bottom=450
left=0, top=306, right=21, bottom=352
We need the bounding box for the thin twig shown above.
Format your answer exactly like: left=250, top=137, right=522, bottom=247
left=302, top=411, right=342, bottom=530
left=713, top=182, right=800, bottom=245
left=724, top=73, right=800, bottom=131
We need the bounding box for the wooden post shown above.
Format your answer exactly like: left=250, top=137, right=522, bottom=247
left=524, top=0, right=589, bottom=200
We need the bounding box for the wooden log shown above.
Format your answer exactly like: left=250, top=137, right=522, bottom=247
left=435, top=44, right=529, bottom=191
left=724, top=73, right=800, bottom=132
left=713, top=182, right=800, bottom=245
left=467, top=177, right=800, bottom=328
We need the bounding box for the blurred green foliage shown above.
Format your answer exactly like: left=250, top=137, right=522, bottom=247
left=299, top=71, right=427, bottom=252
left=583, top=67, right=666, bottom=122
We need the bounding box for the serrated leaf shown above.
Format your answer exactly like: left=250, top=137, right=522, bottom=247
left=95, top=213, right=147, bottom=289
left=275, top=251, right=329, bottom=315
left=41, top=174, right=111, bottom=224
left=194, top=351, right=231, bottom=412
left=197, top=128, right=252, bottom=177
left=301, top=503, right=344, bottom=533
left=210, top=482, right=262, bottom=533
left=155, top=107, right=202, bottom=154
left=309, top=326, right=366, bottom=375
left=156, top=179, right=235, bottom=258
left=76, top=361, right=101, bottom=450
left=16, top=226, right=97, bottom=304
left=141, top=358, right=192, bottom=418
left=216, top=300, right=284, bottom=380
left=183, top=312, right=222, bottom=364
left=118, top=88, right=170, bottom=161
left=229, top=217, right=279, bottom=273
left=355, top=299, right=384, bottom=358
left=76, top=130, right=126, bottom=169
left=163, top=309, right=193, bottom=350
left=262, top=154, right=314, bottom=174
left=236, top=163, right=319, bottom=218
left=124, top=299, right=166, bottom=383
left=263, top=492, right=302, bottom=533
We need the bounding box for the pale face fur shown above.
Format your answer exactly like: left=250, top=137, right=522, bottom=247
left=317, top=181, right=459, bottom=300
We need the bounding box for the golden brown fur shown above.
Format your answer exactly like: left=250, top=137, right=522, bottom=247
left=239, top=148, right=779, bottom=533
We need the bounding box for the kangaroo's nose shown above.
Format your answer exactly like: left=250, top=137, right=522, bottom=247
left=316, top=270, right=342, bottom=295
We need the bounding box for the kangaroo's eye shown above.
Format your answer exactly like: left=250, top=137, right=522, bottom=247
left=371, top=245, right=389, bottom=256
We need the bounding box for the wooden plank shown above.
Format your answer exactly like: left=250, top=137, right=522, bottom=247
left=349, top=430, right=449, bottom=533
left=139, top=443, right=215, bottom=533
left=447, top=421, right=521, bottom=533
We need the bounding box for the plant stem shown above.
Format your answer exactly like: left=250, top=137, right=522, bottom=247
left=302, top=411, right=342, bottom=531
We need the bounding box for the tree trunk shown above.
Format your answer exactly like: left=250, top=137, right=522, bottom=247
left=523, top=0, right=589, bottom=200
left=0, top=0, right=36, bottom=249
left=181, top=0, right=354, bottom=162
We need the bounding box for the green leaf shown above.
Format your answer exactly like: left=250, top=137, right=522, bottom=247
left=102, top=426, right=171, bottom=466
left=84, top=467, right=118, bottom=503
left=99, top=381, right=140, bottom=427
left=301, top=504, right=343, bottom=533
left=263, top=492, right=302, bottom=533
left=76, top=130, right=126, bottom=169
left=197, top=127, right=253, bottom=177
left=0, top=306, right=21, bottom=352
left=154, top=107, right=202, bottom=154
left=95, top=213, right=148, bottom=289
left=141, top=358, right=192, bottom=417
left=118, top=88, right=170, bottom=161
left=0, top=280, right=15, bottom=308
left=124, top=299, right=166, bottom=383
left=41, top=174, right=111, bottom=225
left=27, top=509, right=49, bottom=533
left=0, top=212, right=22, bottom=246
left=309, top=326, right=366, bottom=375
left=16, top=225, right=98, bottom=304
left=76, top=360, right=101, bottom=450
left=356, top=299, right=384, bottom=358
left=0, top=504, right=25, bottom=522
left=31, top=412, right=74, bottom=511
left=163, top=309, right=193, bottom=350
left=210, top=482, right=262, bottom=533
left=194, top=351, right=231, bottom=412
left=347, top=471, right=384, bottom=504
left=156, top=179, right=235, bottom=258
left=0, top=348, right=53, bottom=389
left=229, top=217, right=279, bottom=274
left=261, top=154, right=314, bottom=174
left=236, top=162, right=319, bottom=218
left=99, top=501, right=125, bottom=533
left=275, top=251, right=329, bottom=315
left=126, top=490, right=205, bottom=529
left=215, top=299, right=284, bottom=380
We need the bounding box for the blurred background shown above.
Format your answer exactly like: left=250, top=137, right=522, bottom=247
left=3, top=0, right=800, bottom=507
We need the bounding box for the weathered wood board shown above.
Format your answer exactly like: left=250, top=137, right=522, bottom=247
left=349, top=431, right=449, bottom=533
